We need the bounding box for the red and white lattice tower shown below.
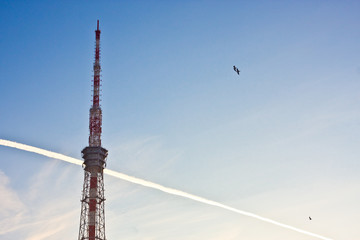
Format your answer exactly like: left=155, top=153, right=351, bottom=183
left=78, top=20, right=108, bottom=240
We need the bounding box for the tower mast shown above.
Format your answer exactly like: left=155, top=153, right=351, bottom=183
left=78, top=20, right=108, bottom=240
left=90, top=19, right=102, bottom=147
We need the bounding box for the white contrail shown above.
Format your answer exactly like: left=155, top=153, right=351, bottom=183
left=0, top=139, right=333, bottom=240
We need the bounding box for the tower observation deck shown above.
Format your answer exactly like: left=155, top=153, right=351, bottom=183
left=78, top=20, right=108, bottom=240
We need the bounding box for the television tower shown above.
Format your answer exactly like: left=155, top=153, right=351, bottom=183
left=78, top=20, right=108, bottom=240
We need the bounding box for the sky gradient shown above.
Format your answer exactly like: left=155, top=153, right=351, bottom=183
left=1, top=1, right=360, bottom=239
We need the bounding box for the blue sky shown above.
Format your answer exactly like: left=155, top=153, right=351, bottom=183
left=1, top=1, right=360, bottom=239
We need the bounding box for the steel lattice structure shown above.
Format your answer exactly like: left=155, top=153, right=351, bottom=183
left=78, top=20, right=108, bottom=240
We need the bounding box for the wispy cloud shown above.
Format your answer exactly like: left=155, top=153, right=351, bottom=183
left=0, top=170, right=26, bottom=216
left=0, top=170, right=27, bottom=235
left=0, top=155, right=80, bottom=239
left=25, top=209, right=78, bottom=240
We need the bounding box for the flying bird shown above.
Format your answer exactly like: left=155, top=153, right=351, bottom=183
left=233, top=65, right=240, bottom=75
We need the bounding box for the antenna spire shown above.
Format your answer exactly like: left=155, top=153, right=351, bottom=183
left=89, top=20, right=102, bottom=147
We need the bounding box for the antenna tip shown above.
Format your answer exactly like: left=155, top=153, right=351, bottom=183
left=97, top=20, right=99, bottom=30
